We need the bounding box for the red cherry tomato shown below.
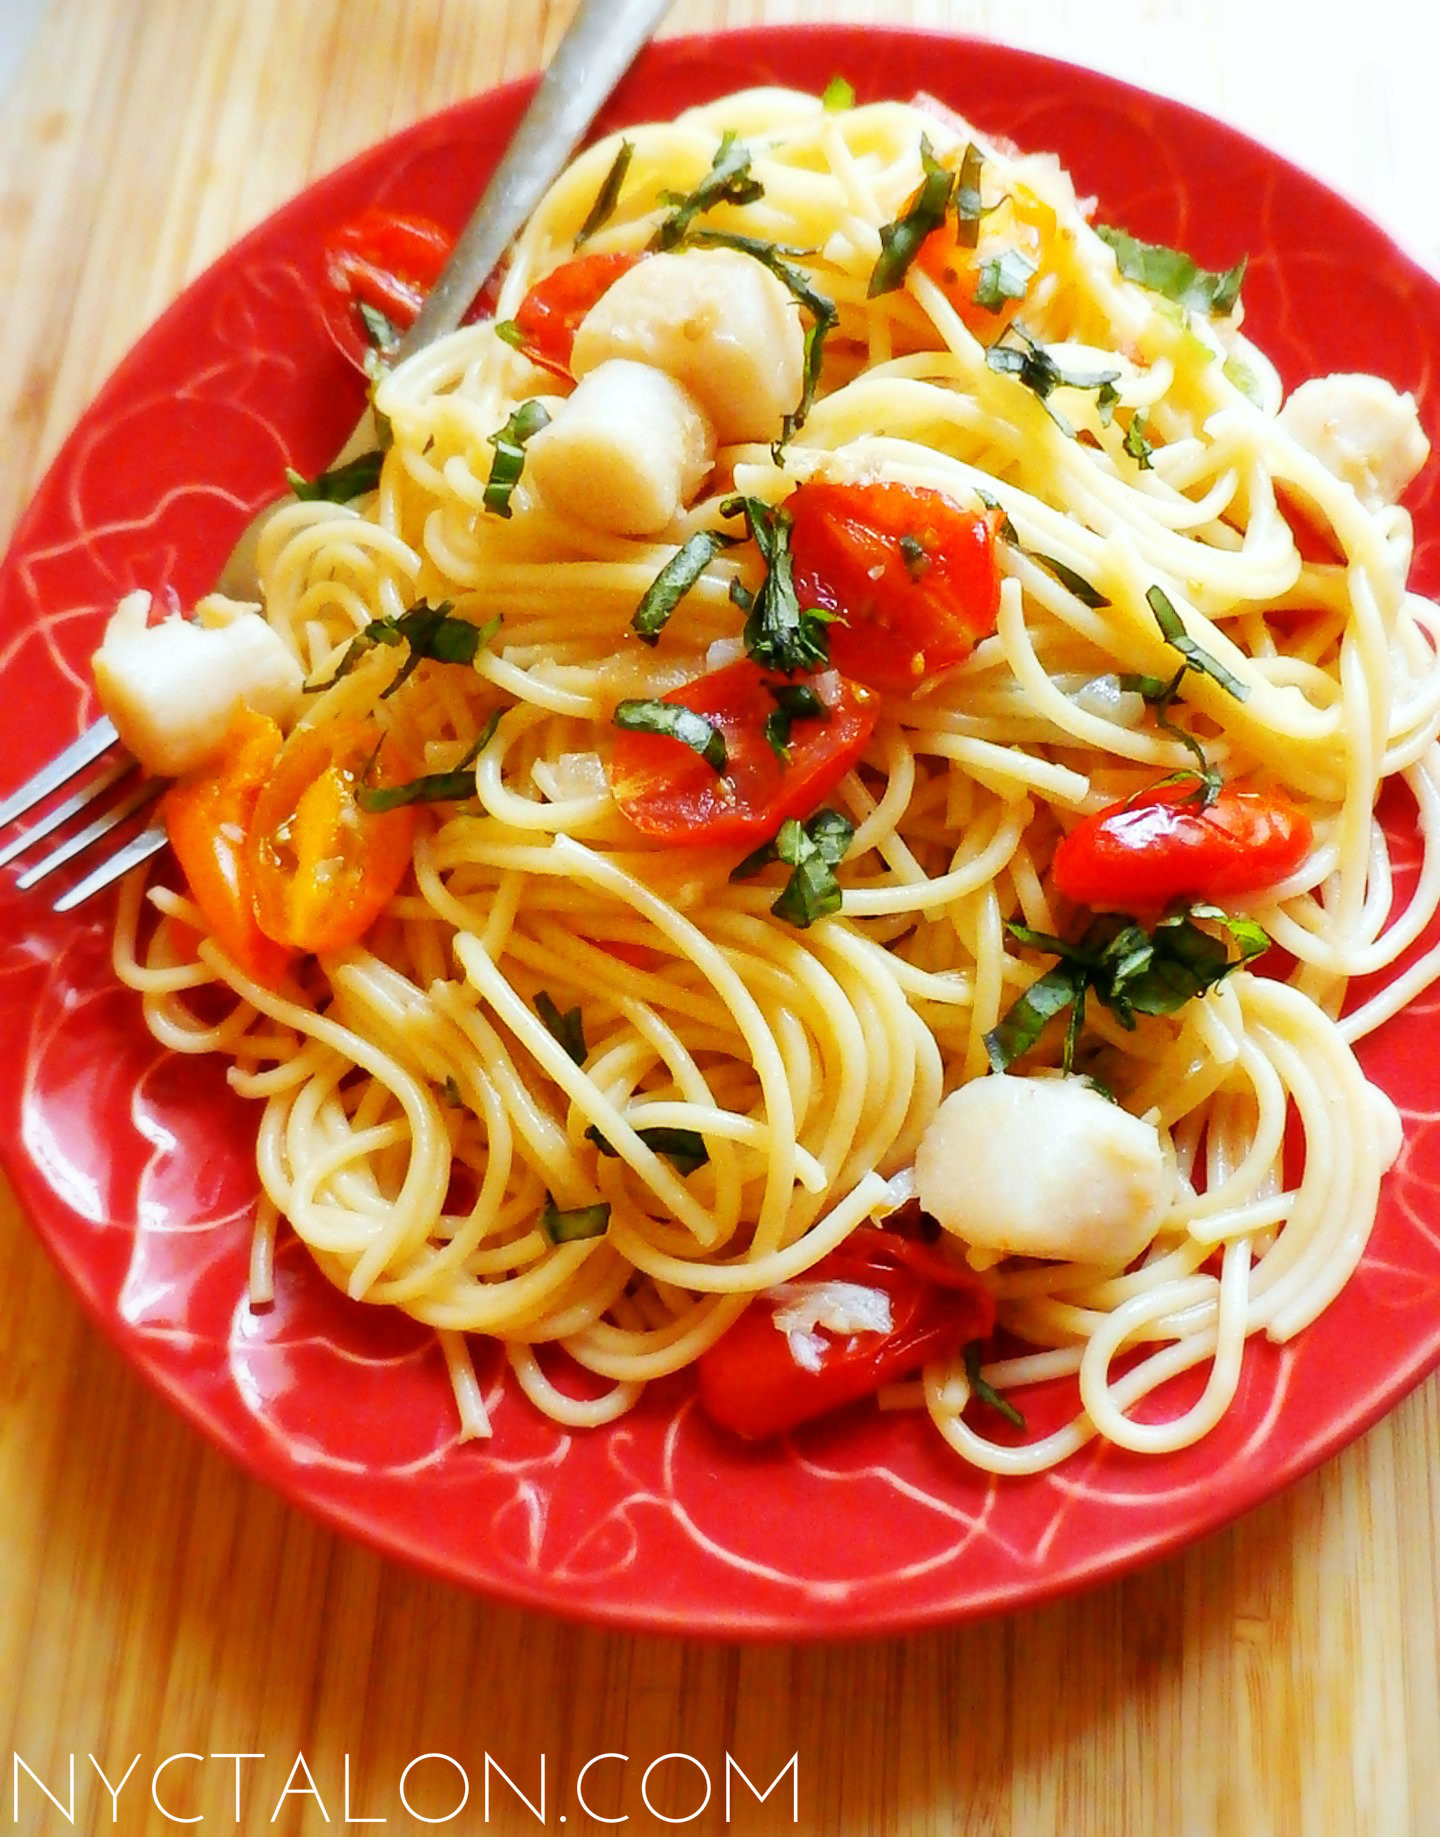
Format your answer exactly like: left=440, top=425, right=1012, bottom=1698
left=1051, top=782, right=1313, bottom=909
left=509, top=251, right=644, bottom=378
left=607, top=659, right=877, bottom=849
left=697, top=1226, right=995, bottom=1440
left=322, top=208, right=457, bottom=368
left=788, top=481, right=1003, bottom=692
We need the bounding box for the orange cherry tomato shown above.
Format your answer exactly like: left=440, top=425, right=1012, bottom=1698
left=697, top=1226, right=995, bottom=1441
left=916, top=181, right=1055, bottom=337
left=1051, top=782, right=1313, bottom=910
left=510, top=251, right=644, bottom=378
left=788, top=481, right=1003, bottom=692
left=322, top=208, right=456, bottom=368
left=607, top=659, right=877, bottom=850
left=161, top=708, right=296, bottom=988
left=247, top=718, right=417, bottom=953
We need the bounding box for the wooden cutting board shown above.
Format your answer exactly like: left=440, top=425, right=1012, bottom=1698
left=1, top=3, right=1437, bottom=1832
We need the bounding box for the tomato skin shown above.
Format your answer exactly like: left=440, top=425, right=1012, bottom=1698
left=161, top=708, right=295, bottom=988
left=607, top=660, right=877, bottom=849
left=322, top=208, right=456, bottom=368
left=1051, top=783, right=1313, bottom=909
left=697, top=1226, right=995, bottom=1441
left=915, top=182, right=1055, bottom=337
left=511, top=251, right=644, bottom=378
left=247, top=718, right=417, bottom=954
left=788, top=482, right=1003, bottom=692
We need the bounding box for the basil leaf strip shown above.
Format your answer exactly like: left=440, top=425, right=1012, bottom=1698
left=1123, top=410, right=1154, bottom=469
left=732, top=807, right=854, bottom=929
left=651, top=132, right=764, bottom=251
left=308, top=604, right=500, bottom=696
left=964, top=1341, right=1027, bottom=1429
left=612, top=698, right=727, bottom=773
left=535, top=990, right=587, bottom=1067
left=984, top=327, right=1121, bottom=428
left=575, top=139, right=634, bottom=247
left=764, top=681, right=828, bottom=762
left=354, top=709, right=502, bottom=813
left=358, top=300, right=400, bottom=357
left=1147, top=585, right=1250, bottom=702
left=954, top=142, right=986, bottom=250
left=287, top=449, right=385, bottom=504
left=869, top=136, right=954, bottom=296
left=720, top=496, right=833, bottom=675
left=586, top=1124, right=710, bottom=1177
left=541, top=1196, right=611, bottom=1244
left=973, top=247, right=1036, bottom=312
left=1096, top=224, right=1246, bottom=316
left=821, top=75, right=855, bottom=111
left=632, top=530, right=734, bottom=646
left=483, top=399, right=551, bottom=519
left=1030, top=552, right=1110, bottom=608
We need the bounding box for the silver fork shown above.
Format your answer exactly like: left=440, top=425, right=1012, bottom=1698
left=0, top=0, right=673, bottom=913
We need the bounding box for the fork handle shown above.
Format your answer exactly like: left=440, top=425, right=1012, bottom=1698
left=399, top=0, right=675, bottom=357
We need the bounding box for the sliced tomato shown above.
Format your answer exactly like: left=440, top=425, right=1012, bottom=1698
left=788, top=482, right=1003, bottom=693
left=697, top=1225, right=995, bottom=1441
left=322, top=208, right=456, bottom=368
left=247, top=717, right=417, bottom=953
left=916, top=180, right=1055, bottom=337
left=161, top=707, right=295, bottom=988
left=1051, top=782, right=1313, bottom=909
left=509, top=251, right=644, bottom=378
left=607, top=660, right=876, bottom=849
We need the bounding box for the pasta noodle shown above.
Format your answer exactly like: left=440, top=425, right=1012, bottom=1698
left=109, top=84, right=1438, bottom=1473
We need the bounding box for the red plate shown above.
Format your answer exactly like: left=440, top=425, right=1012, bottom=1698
left=2, top=27, right=1439, bottom=1637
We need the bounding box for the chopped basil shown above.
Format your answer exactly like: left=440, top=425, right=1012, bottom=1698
left=821, top=75, right=856, bottom=111
left=720, top=495, right=833, bottom=676
left=1096, top=223, right=1246, bottom=316
left=1223, top=352, right=1266, bottom=407
left=985, top=905, right=1270, bottom=1072
left=541, top=1196, right=611, bottom=1243
left=1147, top=585, right=1249, bottom=701
left=764, top=681, right=828, bottom=762
left=1116, top=665, right=1218, bottom=796
left=612, top=698, right=727, bottom=773
left=586, top=1123, right=710, bottom=1176
left=973, top=485, right=1020, bottom=547
left=686, top=229, right=838, bottom=444
left=1123, top=410, right=1155, bottom=469
left=954, top=142, right=986, bottom=250
left=439, top=1074, right=465, bottom=1108
left=732, top=807, right=854, bottom=928
left=632, top=531, right=733, bottom=646
left=355, top=709, right=502, bottom=812
left=899, top=532, right=932, bottom=581
left=1030, top=552, right=1110, bottom=608
left=484, top=399, right=551, bottom=518
left=286, top=449, right=385, bottom=504
left=535, top=990, right=587, bottom=1066
left=358, top=300, right=400, bottom=358
left=1096, top=380, right=1120, bottom=426
left=494, top=318, right=526, bottom=350
left=973, top=247, right=1036, bottom=312
left=985, top=326, right=1121, bottom=431
left=869, top=136, right=954, bottom=296
left=575, top=138, right=634, bottom=247
left=964, top=1341, right=1026, bottom=1430
left=308, top=603, right=501, bottom=696
left=651, top=132, right=764, bottom=251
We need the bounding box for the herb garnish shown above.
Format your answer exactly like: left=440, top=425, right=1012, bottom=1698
left=973, top=247, right=1037, bottom=312
left=964, top=1341, right=1026, bottom=1429
left=1146, top=585, right=1249, bottom=702
left=899, top=532, right=931, bottom=581
left=984, top=905, right=1270, bottom=1073
left=358, top=301, right=400, bottom=363
left=286, top=449, right=385, bottom=504
left=869, top=137, right=954, bottom=296
left=731, top=807, right=855, bottom=928
left=984, top=325, right=1121, bottom=432
left=586, top=1124, right=710, bottom=1176
left=355, top=710, right=502, bottom=813
left=1030, top=552, right=1110, bottom=608
left=307, top=603, right=501, bottom=697
left=484, top=399, right=551, bottom=518
left=1096, top=224, right=1246, bottom=317
left=764, top=681, right=828, bottom=762
left=651, top=132, right=764, bottom=251
left=535, top=991, right=588, bottom=1066
left=954, top=142, right=986, bottom=249
left=541, top=1196, right=611, bottom=1243
left=575, top=139, right=634, bottom=247
left=612, top=699, right=727, bottom=773
left=1123, top=410, right=1155, bottom=469
left=821, top=75, right=856, bottom=111
left=440, top=1075, right=465, bottom=1107
left=632, top=531, right=735, bottom=646
left=721, top=496, right=834, bottom=675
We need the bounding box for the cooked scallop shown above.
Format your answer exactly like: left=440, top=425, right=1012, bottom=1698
left=913, top=1073, right=1169, bottom=1268
left=569, top=247, right=805, bottom=445
left=1278, top=372, right=1429, bottom=510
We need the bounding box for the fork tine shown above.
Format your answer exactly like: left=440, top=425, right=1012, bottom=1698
left=0, top=716, right=120, bottom=828
left=0, top=752, right=137, bottom=869
left=15, top=778, right=164, bottom=890
left=52, top=820, right=169, bottom=912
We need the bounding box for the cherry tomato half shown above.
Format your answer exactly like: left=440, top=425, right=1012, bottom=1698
left=322, top=208, right=455, bottom=368
left=697, top=1226, right=995, bottom=1440
left=607, top=659, right=876, bottom=849
left=510, top=251, right=644, bottom=378
left=162, top=707, right=295, bottom=988
left=1050, top=782, right=1313, bottom=910
left=788, top=481, right=1003, bottom=693
left=248, top=717, right=417, bottom=953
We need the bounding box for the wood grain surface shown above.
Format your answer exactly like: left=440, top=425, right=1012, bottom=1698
left=1, top=3, right=1437, bottom=1833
